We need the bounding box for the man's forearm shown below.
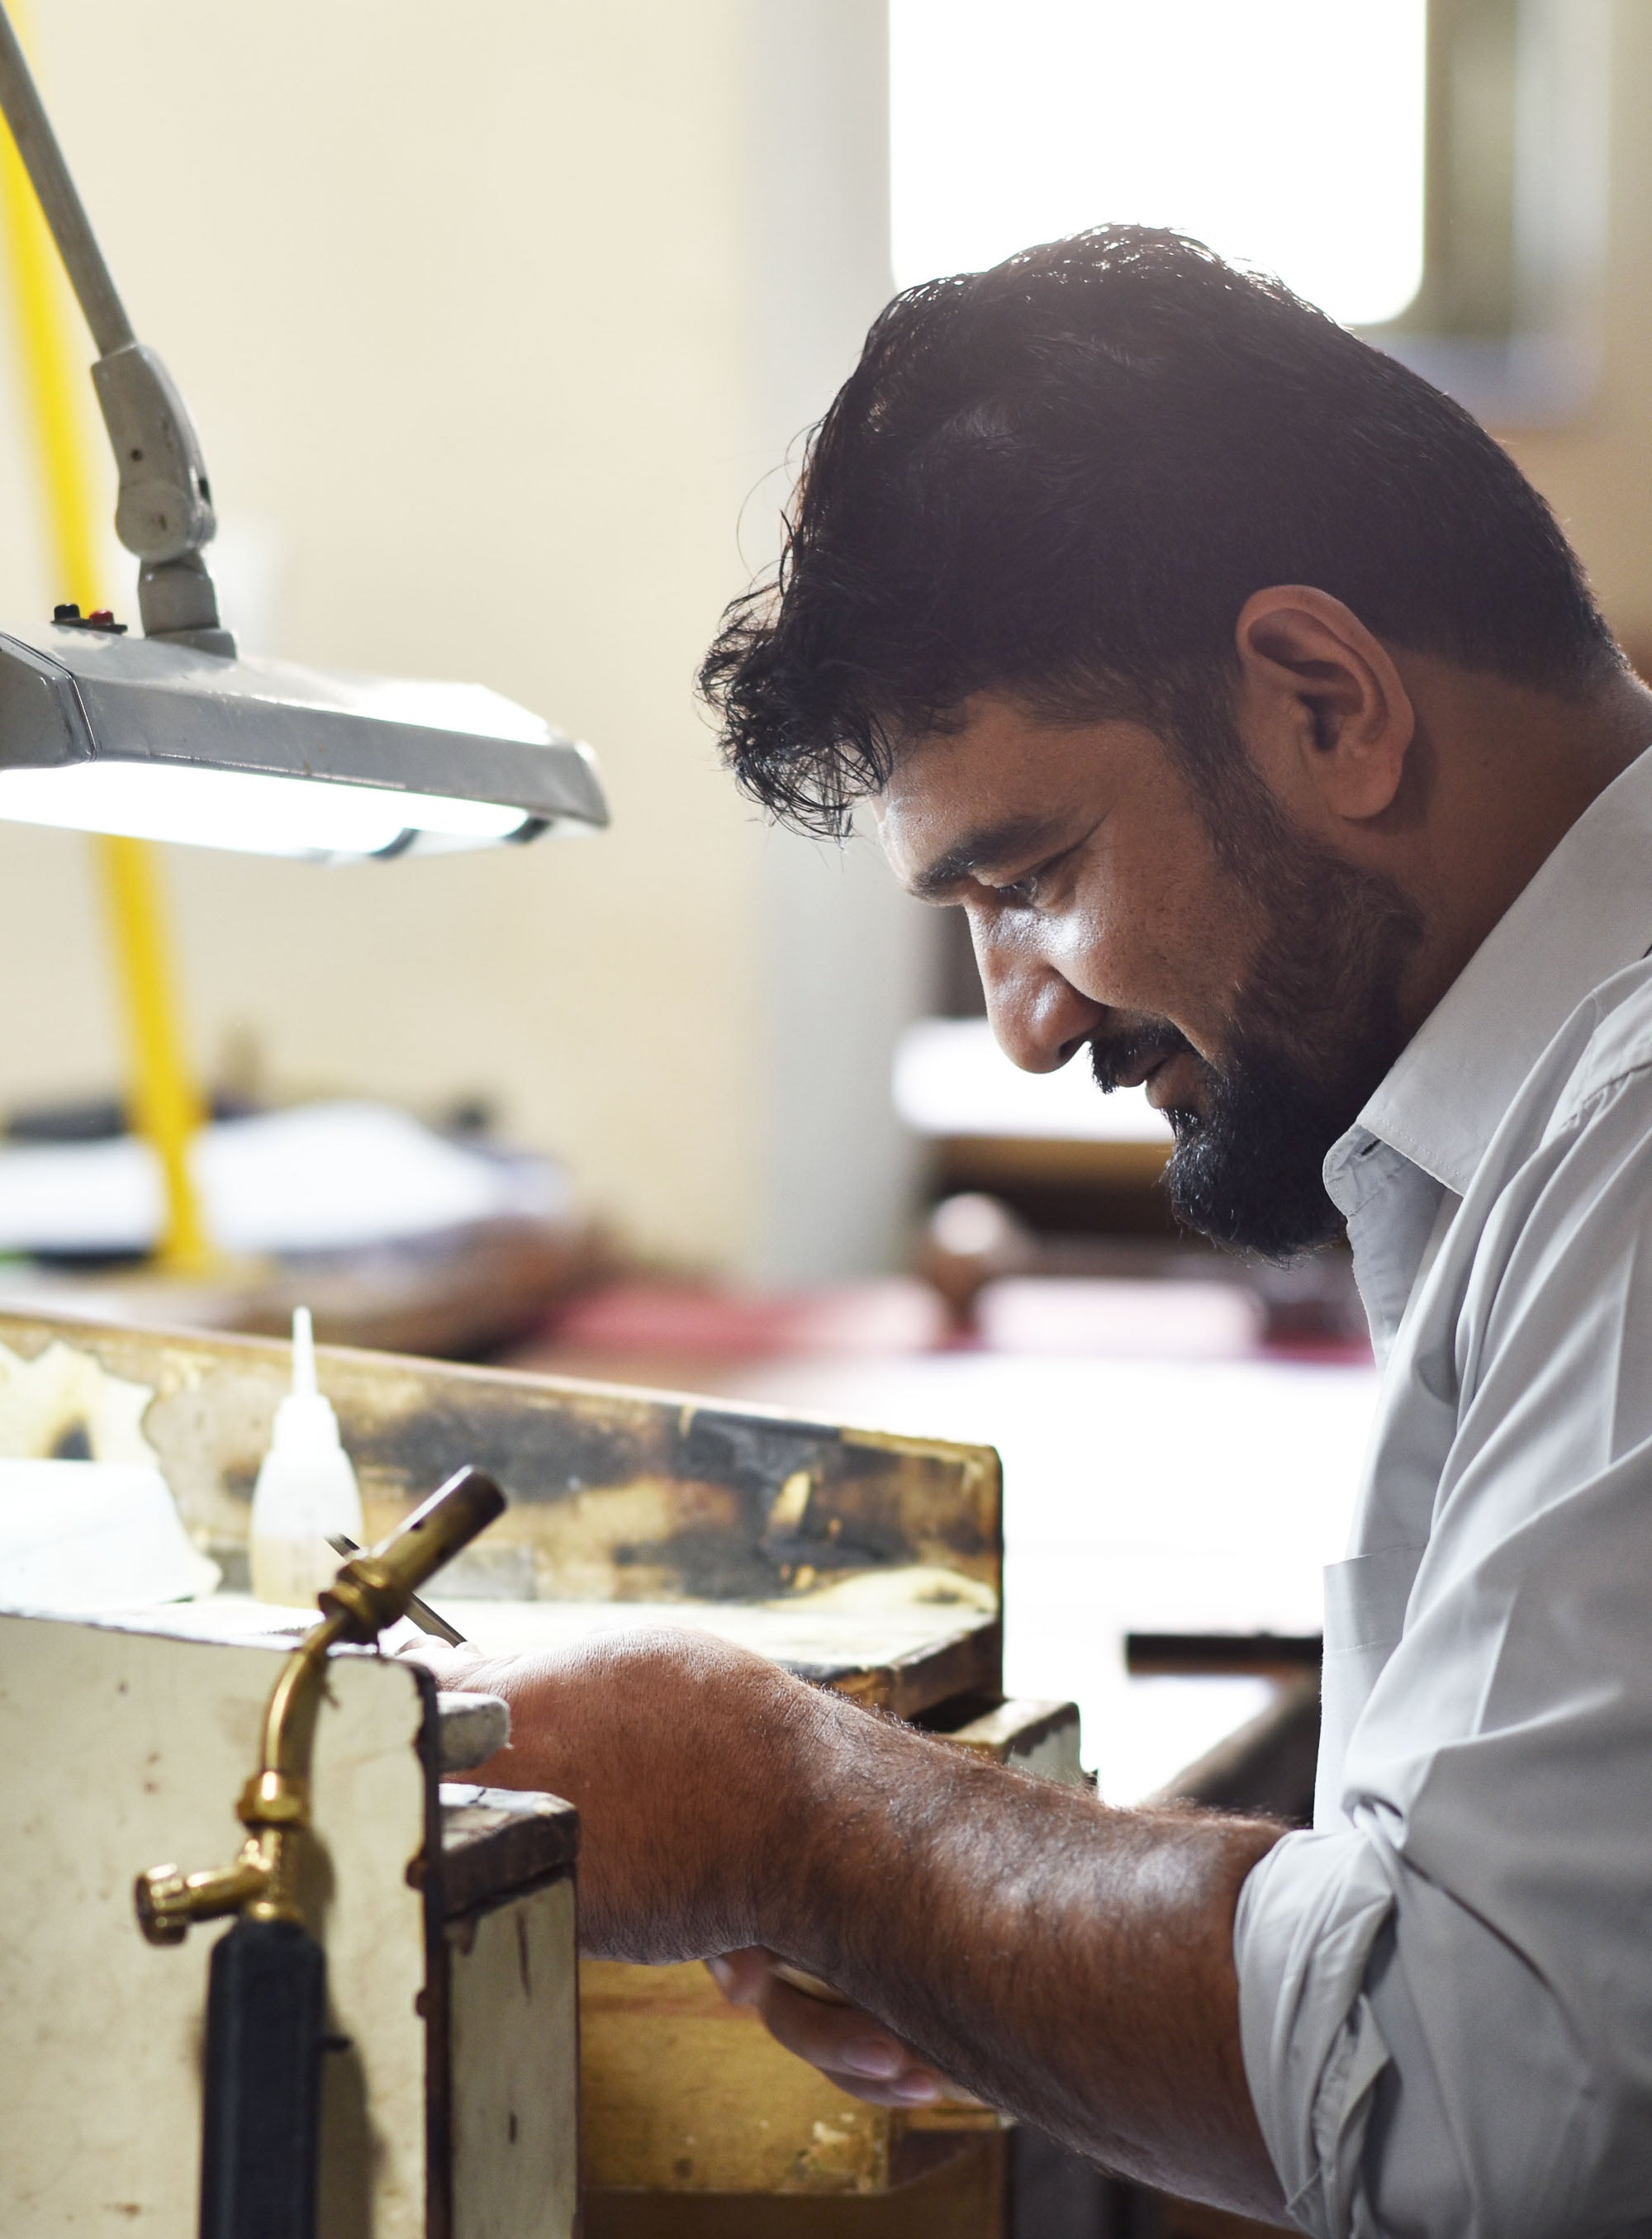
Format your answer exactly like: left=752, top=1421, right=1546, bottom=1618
left=420, top=1630, right=1288, bottom=2220
left=759, top=1686, right=1287, bottom=2218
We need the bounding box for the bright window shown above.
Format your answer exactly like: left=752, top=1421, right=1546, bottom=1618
left=890, top=0, right=1427, bottom=328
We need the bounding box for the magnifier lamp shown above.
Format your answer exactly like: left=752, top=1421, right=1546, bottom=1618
left=0, top=12, right=608, bottom=862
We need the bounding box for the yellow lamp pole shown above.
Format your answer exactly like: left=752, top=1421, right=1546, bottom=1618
left=0, top=26, right=214, bottom=1275
left=93, top=838, right=216, bottom=1273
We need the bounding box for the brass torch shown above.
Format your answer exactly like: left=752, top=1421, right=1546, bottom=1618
left=135, top=1465, right=505, bottom=2239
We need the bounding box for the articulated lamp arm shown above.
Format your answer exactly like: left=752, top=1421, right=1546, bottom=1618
left=0, top=4, right=230, bottom=649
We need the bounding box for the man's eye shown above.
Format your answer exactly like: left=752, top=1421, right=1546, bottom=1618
left=992, top=863, right=1055, bottom=908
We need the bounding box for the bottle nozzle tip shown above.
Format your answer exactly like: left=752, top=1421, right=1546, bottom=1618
left=291, top=1306, right=316, bottom=1397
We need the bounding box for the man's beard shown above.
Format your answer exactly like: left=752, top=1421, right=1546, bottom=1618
left=1090, top=752, right=1423, bottom=1261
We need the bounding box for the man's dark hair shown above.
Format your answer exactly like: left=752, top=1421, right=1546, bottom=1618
left=700, top=226, right=1619, bottom=836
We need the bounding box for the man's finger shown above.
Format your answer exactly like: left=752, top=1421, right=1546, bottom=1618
left=705, top=1947, right=774, bottom=2005
left=750, top=1970, right=946, bottom=2096
left=394, top=1638, right=487, bottom=1688
left=706, top=1950, right=947, bottom=2090
left=816, top=2064, right=948, bottom=2108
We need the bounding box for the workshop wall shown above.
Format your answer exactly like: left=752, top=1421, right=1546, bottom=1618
left=0, top=0, right=927, bottom=1276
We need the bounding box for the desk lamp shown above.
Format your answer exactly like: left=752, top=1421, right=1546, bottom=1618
left=0, top=8, right=608, bottom=861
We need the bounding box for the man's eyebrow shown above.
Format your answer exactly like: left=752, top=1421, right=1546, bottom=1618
left=905, top=814, right=1069, bottom=900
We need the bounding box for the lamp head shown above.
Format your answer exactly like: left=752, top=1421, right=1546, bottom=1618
left=0, top=616, right=608, bottom=861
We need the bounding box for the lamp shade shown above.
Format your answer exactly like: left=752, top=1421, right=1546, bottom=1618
left=0, top=618, right=609, bottom=861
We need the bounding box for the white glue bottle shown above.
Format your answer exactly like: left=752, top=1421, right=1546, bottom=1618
left=249, top=1307, right=365, bottom=1606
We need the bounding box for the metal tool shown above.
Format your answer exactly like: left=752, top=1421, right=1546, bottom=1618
left=135, top=1466, right=506, bottom=2239
left=325, top=1530, right=467, bottom=1646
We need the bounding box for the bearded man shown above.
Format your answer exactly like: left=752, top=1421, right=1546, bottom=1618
left=431, top=229, right=1652, bottom=2234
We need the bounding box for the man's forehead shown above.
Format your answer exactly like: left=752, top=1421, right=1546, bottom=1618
left=873, top=704, right=1110, bottom=889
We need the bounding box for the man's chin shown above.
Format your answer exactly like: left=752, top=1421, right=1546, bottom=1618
left=1162, top=1110, right=1346, bottom=1261
left=1166, top=1160, right=1339, bottom=1260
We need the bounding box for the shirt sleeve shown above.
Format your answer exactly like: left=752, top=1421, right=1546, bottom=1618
left=1235, top=1056, right=1652, bottom=2237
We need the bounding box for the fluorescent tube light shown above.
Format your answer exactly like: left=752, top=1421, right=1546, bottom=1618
left=0, top=761, right=542, bottom=860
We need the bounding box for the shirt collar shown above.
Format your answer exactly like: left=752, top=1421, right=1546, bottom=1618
left=1331, top=741, right=1652, bottom=1202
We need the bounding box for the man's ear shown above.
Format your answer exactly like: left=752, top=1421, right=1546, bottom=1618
left=1232, top=586, right=1416, bottom=823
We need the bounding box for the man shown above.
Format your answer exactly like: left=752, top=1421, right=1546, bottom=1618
left=433, top=229, right=1652, bottom=2232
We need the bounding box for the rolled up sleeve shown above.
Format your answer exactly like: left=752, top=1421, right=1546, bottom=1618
left=1236, top=1822, right=1606, bottom=2239
left=1234, top=1831, right=1393, bottom=2237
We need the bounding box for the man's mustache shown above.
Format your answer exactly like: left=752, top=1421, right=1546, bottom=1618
left=1089, top=1021, right=1196, bottom=1094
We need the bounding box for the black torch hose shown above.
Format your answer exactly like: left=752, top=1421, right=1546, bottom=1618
left=198, top=1914, right=327, bottom=2239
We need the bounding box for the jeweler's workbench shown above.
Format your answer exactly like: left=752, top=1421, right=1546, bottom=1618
left=0, top=1307, right=1085, bottom=2237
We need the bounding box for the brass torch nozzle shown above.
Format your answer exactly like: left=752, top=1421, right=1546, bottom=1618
left=133, top=1465, right=506, bottom=1947
left=318, top=1468, right=506, bottom=1641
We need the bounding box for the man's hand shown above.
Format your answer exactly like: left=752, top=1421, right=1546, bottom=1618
left=406, top=1625, right=1289, bottom=2222
left=705, top=1948, right=952, bottom=2107
left=407, top=1625, right=824, bottom=1959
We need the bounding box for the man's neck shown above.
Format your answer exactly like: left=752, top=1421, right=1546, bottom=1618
left=1391, top=659, right=1652, bottom=1038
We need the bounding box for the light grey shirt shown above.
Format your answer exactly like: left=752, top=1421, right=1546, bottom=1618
left=1234, top=744, right=1652, bottom=2237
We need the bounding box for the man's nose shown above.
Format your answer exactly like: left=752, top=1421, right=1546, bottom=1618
left=978, top=944, right=1105, bottom=1074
